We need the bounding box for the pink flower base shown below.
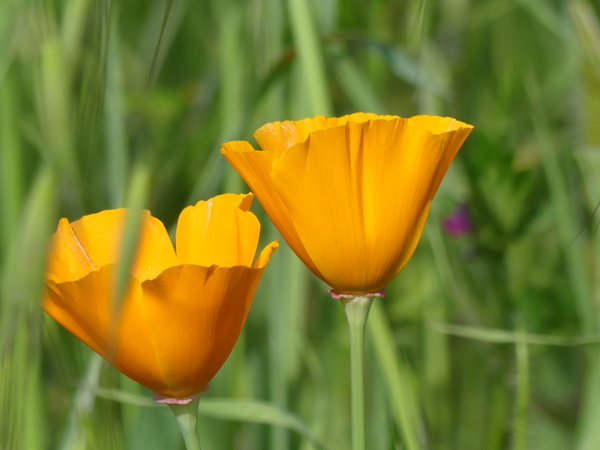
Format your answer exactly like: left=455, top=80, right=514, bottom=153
left=153, top=385, right=210, bottom=404
left=327, top=289, right=386, bottom=299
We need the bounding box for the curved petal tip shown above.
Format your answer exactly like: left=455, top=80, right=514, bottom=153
left=254, top=240, right=279, bottom=269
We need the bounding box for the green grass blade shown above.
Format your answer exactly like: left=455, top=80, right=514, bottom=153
left=570, top=0, right=600, bottom=76
left=105, top=7, right=128, bottom=208
left=145, top=0, right=181, bottom=90
left=108, top=164, right=150, bottom=358
left=368, top=301, right=425, bottom=450
left=430, top=322, right=600, bottom=346
left=0, top=166, right=57, bottom=450
left=38, top=39, right=82, bottom=213
left=511, top=329, right=530, bottom=450
left=60, top=0, right=94, bottom=62
left=93, top=388, right=328, bottom=450
left=331, top=43, right=384, bottom=113
left=59, top=354, right=104, bottom=450
left=526, top=72, right=594, bottom=333
left=287, top=0, right=333, bottom=116
left=0, top=72, right=23, bottom=257
left=266, top=241, right=309, bottom=450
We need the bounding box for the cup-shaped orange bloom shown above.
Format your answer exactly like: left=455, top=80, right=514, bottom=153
left=221, top=113, right=472, bottom=296
left=44, top=193, right=278, bottom=399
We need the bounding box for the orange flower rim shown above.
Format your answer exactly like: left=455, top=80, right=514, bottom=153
left=222, top=113, right=473, bottom=296
left=43, top=193, right=278, bottom=399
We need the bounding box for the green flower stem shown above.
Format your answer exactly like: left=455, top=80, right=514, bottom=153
left=342, top=295, right=375, bottom=450
left=168, top=398, right=202, bottom=450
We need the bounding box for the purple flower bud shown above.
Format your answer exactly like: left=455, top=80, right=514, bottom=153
left=443, top=204, right=472, bottom=237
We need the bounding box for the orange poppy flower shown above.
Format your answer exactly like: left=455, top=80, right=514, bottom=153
left=221, top=113, right=472, bottom=296
left=44, top=193, right=278, bottom=400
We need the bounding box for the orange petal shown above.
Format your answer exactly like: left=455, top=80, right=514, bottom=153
left=43, top=290, right=102, bottom=355
left=176, top=193, right=259, bottom=267
left=390, top=201, right=432, bottom=276
left=220, top=142, right=322, bottom=278
left=271, top=118, right=448, bottom=293
left=357, top=119, right=449, bottom=291
left=410, top=115, right=473, bottom=193
left=270, top=123, right=369, bottom=290
left=254, top=113, right=394, bottom=152
left=132, top=211, right=178, bottom=281
left=139, top=263, right=273, bottom=398
left=46, top=218, right=101, bottom=283
left=254, top=240, right=279, bottom=269
left=43, top=266, right=170, bottom=394
left=46, top=209, right=177, bottom=283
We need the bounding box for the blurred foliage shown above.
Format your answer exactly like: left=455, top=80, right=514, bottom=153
left=2, top=0, right=600, bottom=449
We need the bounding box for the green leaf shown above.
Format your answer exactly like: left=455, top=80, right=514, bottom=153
left=430, top=322, right=600, bottom=346
left=93, top=388, right=328, bottom=450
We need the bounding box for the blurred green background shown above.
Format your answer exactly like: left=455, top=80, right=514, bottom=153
left=2, top=0, right=600, bottom=448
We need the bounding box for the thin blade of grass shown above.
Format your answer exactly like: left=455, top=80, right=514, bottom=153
left=287, top=0, right=333, bottom=116
left=570, top=0, right=600, bottom=77
left=38, top=39, right=82, bottom=213
left=0, top=166, right=57, bottom=450
left=105, top=6, right=128, bottom=208
left=514, top=0, right=572, bottom=42
left=368, top=301, right=425, bottom=450
left=0, top=72, right=23, bottom=258
left=430, top=322, right=600, bottom=346
left=525, top=71, right=594, bottom=333
left=331, top=43, right=384, bottom=113
left=146, top=0, right=177, bottom=90
left=511, top=329, right=530, bottom=450
left=266, top=240, right=308, bottom=450
left=59, top=354, right=104, bottom=450
left=93, top=388, right=328, bottom=450
left=60, top=0, right=94, bottom=62
left=107, top=164, right=150, bottom=361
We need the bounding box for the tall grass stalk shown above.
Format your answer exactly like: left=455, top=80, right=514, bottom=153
left=287, top=0, right=332, bottom=116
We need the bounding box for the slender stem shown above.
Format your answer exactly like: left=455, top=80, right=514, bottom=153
left=512, top=333, right=529, bottom=450
left=168, top=398, right=202, bottom=450
left=342, top=295, right=375, bottom=450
